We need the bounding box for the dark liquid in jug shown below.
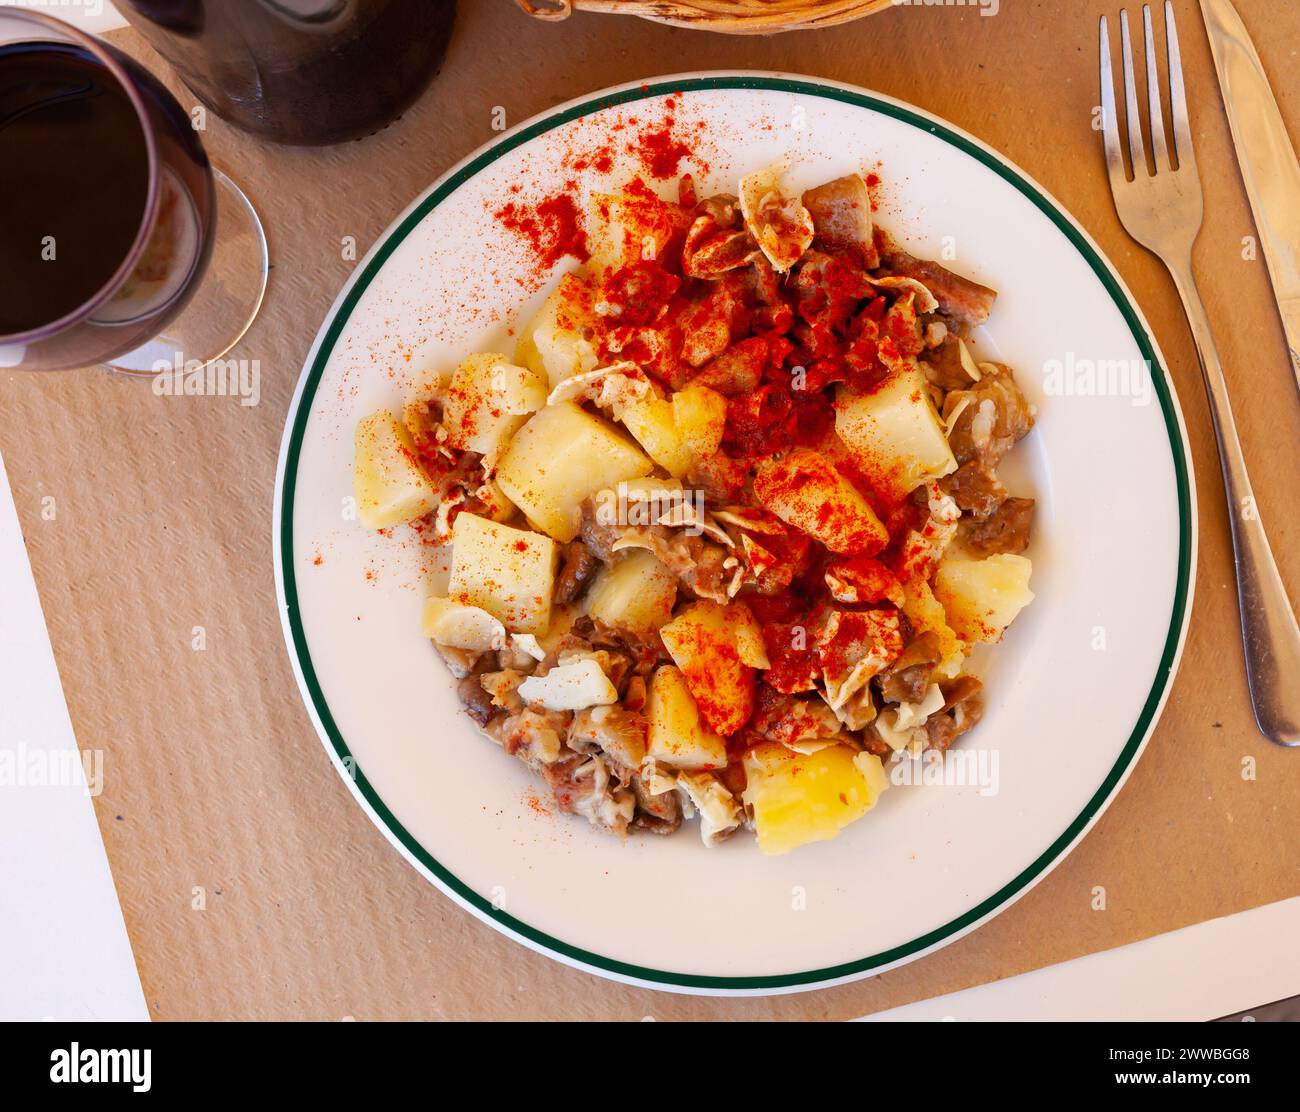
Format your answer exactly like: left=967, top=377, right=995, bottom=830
left=121, top=0, right=457, bottom=146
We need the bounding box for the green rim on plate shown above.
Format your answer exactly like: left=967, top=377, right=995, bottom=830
left=277, top=75, right=1194, bottom=991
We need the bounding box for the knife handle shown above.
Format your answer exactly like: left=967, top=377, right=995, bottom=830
left=1171, top=259, right=1300, bottom=745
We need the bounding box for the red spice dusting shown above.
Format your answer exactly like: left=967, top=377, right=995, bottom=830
left=601, top=261, right=681, bottom=326
left=571, top=150, right=615, bottom=175
left=632, top=119, right=692, bottom=179
left=494, top=192, right=590, bottom=272
left=762, top=621, right=820, bottom=695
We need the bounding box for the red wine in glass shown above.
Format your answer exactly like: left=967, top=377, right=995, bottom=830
left=0, top=10, right=264, bottom=373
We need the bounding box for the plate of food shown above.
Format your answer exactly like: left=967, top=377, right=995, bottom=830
left=273, top=73, right=1194, bottom=994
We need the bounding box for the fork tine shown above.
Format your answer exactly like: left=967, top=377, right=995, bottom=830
left=1142, top=5, right=1171, bottom=170
left=1119, top=9, right=1147, bottom=174
left=1099, top=16, right=1128, bottom=185
left=1164, top=0, right=1194, bottom=169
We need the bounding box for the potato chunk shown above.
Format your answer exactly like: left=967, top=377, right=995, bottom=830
left=900, top=575, right=964, bottom=676
left=353, top=412, right=438, bottom=529
left=671, top=383, right=727, bottom=461
left=752, top=449, right=888, bottom=556
left=589, top=189, right=685, bottom=271
left=659, top=600, right=757, bottom=736
left=647, top=665, right=728, bottom=771
left=442, top=352, right=548, bottom=461
left=835, top=360, right=956, bottom=499
left=448, top=512, right=556, bottom=634
left=583, top=549, right=677, bottom=633
left=620, top=396, right=693, bottom=478
left=514, top=273, right=600, bottom=389
left=742, top=742, right=889, bottom=856
left=728, top=600, right=771, bottom=669
left=421, top=596, right=505, bottom=652
left=496, top=402, right=653, bottom=542
left=934, top=553, right=1034, bottom=643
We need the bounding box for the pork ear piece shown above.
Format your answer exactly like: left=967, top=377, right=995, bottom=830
left=872, top=226, right=998, bottom=328
left=738, top=162, right=814, bottom=273
left=802, top=173, right=880, bottom=268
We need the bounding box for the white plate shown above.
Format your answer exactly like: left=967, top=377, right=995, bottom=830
left=273, top=73, right=1195, bottom=995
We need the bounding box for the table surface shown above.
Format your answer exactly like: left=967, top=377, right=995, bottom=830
left=1, top=0, right=1298, bottom=1019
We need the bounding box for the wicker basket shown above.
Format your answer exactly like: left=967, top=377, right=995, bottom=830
left=515, top=0, right=894, bottom=34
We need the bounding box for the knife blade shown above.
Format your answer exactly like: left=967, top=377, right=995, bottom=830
left=1199, top=0, right=1300, bottom=394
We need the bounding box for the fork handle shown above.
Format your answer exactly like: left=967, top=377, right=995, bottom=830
left=1169, top=258, right=1300, bottom=745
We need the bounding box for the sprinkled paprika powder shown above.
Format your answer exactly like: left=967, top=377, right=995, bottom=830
left=494, top=190, right=590, bottom=274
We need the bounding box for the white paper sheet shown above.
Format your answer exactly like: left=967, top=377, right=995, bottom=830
left=0, top=451, right=149, bottom=1021
left=863, top=896, right=1300, bottom=1020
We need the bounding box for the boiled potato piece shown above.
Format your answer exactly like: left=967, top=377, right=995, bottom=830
left=536, top=603, right=578, bottom=654
left=589, top=189, right=684, bottom=270
left=620, top=396, right=693, bottom=478
left=448, top=512, right=556, bottom=634
left=421, top=596, right=505, bottom=652
left=671, top=383, right=726, bottom=461
left=835, top=360, right=956, bottom=499
left=752, top=449, right=888, bottom=556
left=742, top=742, right=889, bottom=856
left=514, top=273, right=600, bottom=389
left=647, top=665, right=728, bottom=771
left=901, top=575, right=964, bottom=676
left=934, top=553, right=1034, bottom=643
left=496, top=402, right=653, bottom=542
left=442, top=352, right=547, bottom=460
left=353, top=412, right=438, bottom=529
left=584, top=549, right=677, bottom=633
left=659, top=601, right=757, bottom=736
left=728, top=599, right=770, bottom=669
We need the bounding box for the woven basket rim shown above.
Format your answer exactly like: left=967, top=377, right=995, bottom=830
left=515, top=0, right=895, bottom=32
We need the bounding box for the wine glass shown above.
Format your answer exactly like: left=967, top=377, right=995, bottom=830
left=0, top=8, right=266, bottom=374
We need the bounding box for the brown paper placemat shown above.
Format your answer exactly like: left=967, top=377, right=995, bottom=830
left=2, top=0, right=1297, bottom=1020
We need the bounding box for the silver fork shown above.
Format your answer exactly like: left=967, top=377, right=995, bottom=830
left=1100, top=2, right=1300, bottom=745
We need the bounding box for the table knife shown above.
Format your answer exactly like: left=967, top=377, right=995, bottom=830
left=1200, top=0, right=1300, bottom=395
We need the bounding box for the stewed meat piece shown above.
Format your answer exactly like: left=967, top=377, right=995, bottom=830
left=554, top=540, right=599, bottom=605
left=802, top=174, right=880, bottom=268
left=877, top=631, right=943, bottom=706
left=873, top=226, right=997, bottom=327
left=962, top=496, right=1035, bottom=556
left=924, top=675, right=984, bottom=752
